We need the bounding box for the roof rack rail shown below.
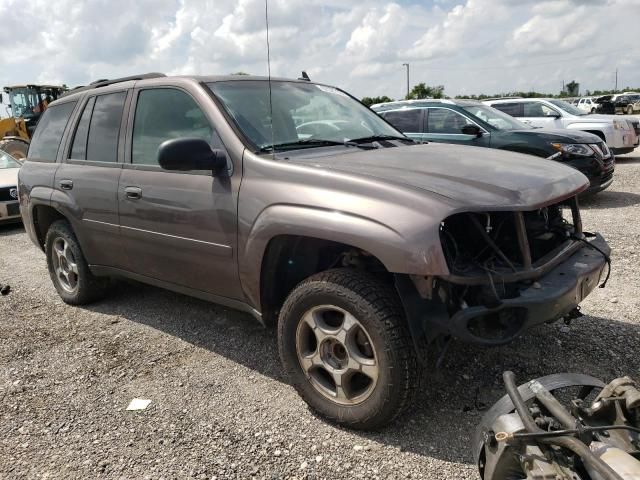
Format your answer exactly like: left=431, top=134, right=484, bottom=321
left=60, top=73, right=166, bottom=98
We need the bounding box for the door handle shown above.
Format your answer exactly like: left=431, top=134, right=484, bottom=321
left=59, top=180, right=73, bottom=190
left=124, top=186, right=142, bottom=200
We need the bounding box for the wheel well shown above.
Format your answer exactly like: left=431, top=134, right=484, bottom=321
left=259, top=235, right=389, bottom=326
left=32, top=205, right=66, bottom=250
left=583, top=130, right=606, bottom=142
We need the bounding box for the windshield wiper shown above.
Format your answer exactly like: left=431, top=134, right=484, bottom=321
left=346, top=134, right=413, bottom=144
left=260, top=138, right=382, bottom=153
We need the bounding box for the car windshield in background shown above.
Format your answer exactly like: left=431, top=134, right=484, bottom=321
left=548, top=99, right=586, bottom=116
left=207, top=81, right=403, bottom=151
left=0, top=152, right=21, bottom=169
left=462, top=105, right=531, bottom=131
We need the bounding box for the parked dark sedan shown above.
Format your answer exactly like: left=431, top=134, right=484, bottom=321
left=372, top=99, right=614, bottom=194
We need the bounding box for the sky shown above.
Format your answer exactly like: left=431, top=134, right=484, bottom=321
left=0, top=0, right=639, bottom=112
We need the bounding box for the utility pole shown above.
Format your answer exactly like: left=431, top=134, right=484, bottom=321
left=402, top=63, right=410, bottom=99
left=615, top=68, right=618, bottom=92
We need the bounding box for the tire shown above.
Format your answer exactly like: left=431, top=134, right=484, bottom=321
left=278, top=268, right=420, bottom=429
left=591, top=108, right=596, bottom=114
left=0, top=139, right=28, bottom=159
left=45, top=220, right=108, bottom=304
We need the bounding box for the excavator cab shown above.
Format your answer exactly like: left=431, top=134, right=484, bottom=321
left=0, top=84, right=66, bottom=159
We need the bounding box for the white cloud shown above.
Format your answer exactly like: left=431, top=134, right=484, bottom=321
left=0, top=0, right=638, bottom=110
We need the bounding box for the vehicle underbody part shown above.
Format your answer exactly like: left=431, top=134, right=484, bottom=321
left=395, top=197, right=610, bottom=348
left=475, top=372, right=640, bottom=480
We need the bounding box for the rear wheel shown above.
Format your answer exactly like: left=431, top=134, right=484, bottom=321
left=590, top=107, right=596, bottom=113
left=627, top=105, right=633, bottom=115
left=278, top=268, right=420, bottom=429
left=0, top=139, right=28, bottom=159
left=45, top=220, right=108, bottom=304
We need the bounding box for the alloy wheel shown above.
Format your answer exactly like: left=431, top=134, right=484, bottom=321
left=51, top=237, right=79, bottom=294
left=295, top=305, right=379, bottom=405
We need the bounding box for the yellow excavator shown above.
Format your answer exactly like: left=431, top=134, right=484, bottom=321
left=0, top=84, right=67, bottom=159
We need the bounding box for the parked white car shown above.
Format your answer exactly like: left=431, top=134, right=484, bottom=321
left=484, top=98, right=639, bottom=155
left=0, top=151, right=21, bottom=223
left=575, top=97, right=599, bottom=113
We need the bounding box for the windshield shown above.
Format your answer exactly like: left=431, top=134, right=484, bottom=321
left=462, top=105, right=531, bottom=131
left=207, top=81, right=403, bottom=151
left=548, top=99, right=585, bottom=116
left=0, top=151, right=21, bottom=169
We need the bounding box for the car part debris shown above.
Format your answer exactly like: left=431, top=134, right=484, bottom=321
left=126, top=398, right=151, bottom=411
left=475, top=371, right=640, bottom=480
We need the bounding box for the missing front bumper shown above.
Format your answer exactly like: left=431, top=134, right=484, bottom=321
left=396, top=234, right=610, bottom=348
left=448, top=233, right=609, bottom=345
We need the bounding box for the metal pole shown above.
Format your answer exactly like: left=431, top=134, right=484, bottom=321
left=615, top=68, right=618, bottom=92
left=402, top=63, right=409, bottom=99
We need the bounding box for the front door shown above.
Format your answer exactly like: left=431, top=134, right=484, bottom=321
left=118, top=87, right=243, bottom=300
left=424, top=107, right=490, bottom=146
left=520, top=102, right=563, bottom=129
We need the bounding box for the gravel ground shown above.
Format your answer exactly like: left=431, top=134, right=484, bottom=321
left=1, top=151, right=639, bottom=479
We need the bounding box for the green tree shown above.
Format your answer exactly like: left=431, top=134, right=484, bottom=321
left=361, top=95, right=393, bottom=106
left=406, top=83, right=444, bottom=100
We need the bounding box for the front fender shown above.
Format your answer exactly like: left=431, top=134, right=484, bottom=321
left=239, top=204, right=448, bottom=309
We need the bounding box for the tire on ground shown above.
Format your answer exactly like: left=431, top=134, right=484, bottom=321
left=45, top=219, right=109, bottom=305
left=0, top=139, right=28, bottom=159
left=278, top=268, right=420, bottom=429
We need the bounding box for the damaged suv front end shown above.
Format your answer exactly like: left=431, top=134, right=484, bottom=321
left=403, top=195, right=610, bottom=347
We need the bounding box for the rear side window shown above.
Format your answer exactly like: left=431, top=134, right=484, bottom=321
left=132, top=88, right=212, bottom=166
left=491, top=102, right=523, bottom=117
left=28, top=101, right=77, bottom=160
left=69, top=97, right=96, bottom=160
left=380, top=109, right=421, bottom=133
left=85, top=92, right=127, bottom=162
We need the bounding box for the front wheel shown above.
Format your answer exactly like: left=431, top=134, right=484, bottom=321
left=278, top=269, right=420, bottom=429
left=627, top=105, right=633, bottom=115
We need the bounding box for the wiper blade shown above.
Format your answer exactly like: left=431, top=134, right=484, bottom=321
left=259, top=139, right=346, bottom=152
left=347, top=134, right=412, bottom=144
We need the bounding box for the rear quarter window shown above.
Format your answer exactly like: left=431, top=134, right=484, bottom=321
left=28, top=101, right=77, bottom=160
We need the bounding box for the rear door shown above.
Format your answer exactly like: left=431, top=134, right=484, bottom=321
left=118, top=86, right=242, bottom=300
left=423, top=107, right=490, bottom=146
left=54, top=90, right=130, bottom=268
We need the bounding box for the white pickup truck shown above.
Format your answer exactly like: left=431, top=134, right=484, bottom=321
left=485, top=98, right=639, bottom=155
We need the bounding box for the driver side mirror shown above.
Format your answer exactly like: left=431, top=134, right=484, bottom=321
left=461, top=124, right=482, bottom=137
left=545, top=111, right=561, bottom=118
left=158, top=138, right=227, bottom=175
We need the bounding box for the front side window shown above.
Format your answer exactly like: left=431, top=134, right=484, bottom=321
left=85, top=92, right=127, bottom=163
left=490, top=102, right=523, bottom=117
left=380, top=109, right=422, bottom=133
left=426, top=108, right=473, bottom=134
left=28, top=101, right=77, bottom=160
left=207, top=81, right=402, bottom=151
left=463, top=105, right=530, bottom=130
left=522, top=102, right=559, bottom=117
left=132, top=89, right=213, bottom=165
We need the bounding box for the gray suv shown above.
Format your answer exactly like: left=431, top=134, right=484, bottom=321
left=19, top=73, right=610, bottom=429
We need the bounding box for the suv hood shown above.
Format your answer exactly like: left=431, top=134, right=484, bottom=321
left=511, top=128, right=601, bottom=144
left=287, top=143, right=588, bottom=209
